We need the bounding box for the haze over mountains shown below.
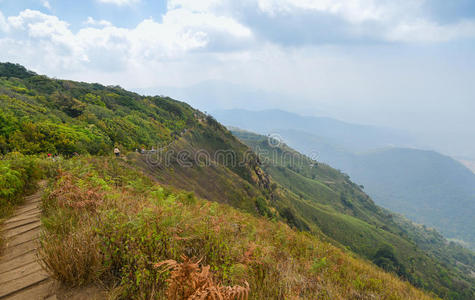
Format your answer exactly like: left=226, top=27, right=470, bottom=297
left=213, top=109, right=475, bottom=249
left=2, top=0, right=475, bottom=298
left=2, top=63, right=474, bottom=299
left=140, top=80, right=475, bottom=162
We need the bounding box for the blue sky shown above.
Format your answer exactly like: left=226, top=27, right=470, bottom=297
left=0, top=0, right=475, bottom=158
left=0, top=0, right=167, bottom=30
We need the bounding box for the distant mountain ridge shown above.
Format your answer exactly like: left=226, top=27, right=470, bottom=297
left=214, top=109, right=475, bottom=250
left=459, top=159, right=475, bottom=174
left=213, top=109, right=414, bottom=152
left=2, top=63, right=474, bottom=299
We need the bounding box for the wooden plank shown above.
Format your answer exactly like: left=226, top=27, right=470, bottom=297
left=13, top=207, right=40, bottom=218
left=2, top=219, right=40, bottom=232
left=0, top=269, right=49, bottom=298
left=6, top=280, right=55, bottom=300
left=1, top=240, right=39, bottom=262
left=4, top=223, right=41, bottom=240
left=4, top=213, right=40, bottom=225
left=0, top=180, right=55, bottom=299
left=4, top=228, right=40, bottom=248
left=0, top=251, right=38, bottom=275
left=0, top=262, right=43, bottom=285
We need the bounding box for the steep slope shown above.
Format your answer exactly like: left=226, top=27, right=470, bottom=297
left=260, top=129, right=475, bottom=250
left=129, top=120, right=272, bottom=213
left=38, top=156, right=435, bottom=300
left=346, top=148, right=475, bottom=249
left=214, top=109, right=475, bottom=249
left=0, top=63, right=472, bottom=299
left=0, top=63, right=438, bottom=300
left=0, top=63, right=198, bottom=155
left=232, top=129, right=475, bottom=300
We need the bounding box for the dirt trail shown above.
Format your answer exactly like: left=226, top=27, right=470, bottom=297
left=0, top=181, right=56, bottom=300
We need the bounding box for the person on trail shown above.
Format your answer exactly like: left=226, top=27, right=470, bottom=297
left=114, top=147, right=120, bottom=157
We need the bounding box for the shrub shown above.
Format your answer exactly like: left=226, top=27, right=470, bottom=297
left=39, top=158, right=435, bottom=300
left=39, top=226, right=103, bottom=286
left=0, top=153, right=53, bottom=219
left=155, top=255, right=249, bottom=300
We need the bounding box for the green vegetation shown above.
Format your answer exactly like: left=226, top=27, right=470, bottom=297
left=216, top=110, right=475, bottom=250
left=232, top=129, right=475, bottom=300
left=344, top=148, right=475, bottom=250
left=0, top=63, right=471, bottom=299
left=0, top=63, right=199, bottom=155
left=39, top=156, right=435, bottom=299
left=0, top=153, right=52, bottom=220
left=0, top=152, right=55, bottom=251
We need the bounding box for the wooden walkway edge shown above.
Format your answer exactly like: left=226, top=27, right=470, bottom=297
left=0, top=181, right=56, bottom=300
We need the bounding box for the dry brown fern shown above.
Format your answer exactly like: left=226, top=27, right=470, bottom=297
left=154, top=255, right=249, bottom=300
left=48, top=172, right=103, bottom=211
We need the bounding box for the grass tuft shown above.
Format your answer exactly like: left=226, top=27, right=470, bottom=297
left=39, top=157, right=436, bottom=299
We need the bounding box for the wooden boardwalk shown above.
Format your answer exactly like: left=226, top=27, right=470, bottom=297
left=0, top=181, right=56, bottom=300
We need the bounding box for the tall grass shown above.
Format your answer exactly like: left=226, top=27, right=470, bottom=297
left=0, top=152, right=56, bottom=250
left=39, top=157, right=437, bottom=299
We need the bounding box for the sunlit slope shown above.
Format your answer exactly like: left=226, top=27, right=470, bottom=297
left=232, top=129, right=475, bottom=300
left=0, top=63, right=472, bottom=299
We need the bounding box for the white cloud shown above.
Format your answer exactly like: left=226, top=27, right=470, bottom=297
left=163, top=8, right=251, bottom=38
left=0, top=8, right=252, bottom=76
left=97, top=0, right=140, bottom=6
left=164, top=0, right=475, bottom=43
left=42, top=0, right=52, bottom=10
left=0, top=11, right=9, bottom=32
left=84, top=17, right=112, bottom=27
left=1, top=1, right=474, bottom=158
left=167, top=0, right=221, bottom=12
left=387, top=19, right=475, bottom=43
left=255, top=0, right=393, bottom=23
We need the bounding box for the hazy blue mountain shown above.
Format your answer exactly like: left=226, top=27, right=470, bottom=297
left=215, top=109, right=475, bottom=249
left=212, top=109, right=413, bottom=152
left=136, top=81, right=333, bottom=117
left=346, top=148, right=475, bottom=248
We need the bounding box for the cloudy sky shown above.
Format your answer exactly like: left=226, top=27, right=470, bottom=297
left=1, top=0, right=474, bottom=158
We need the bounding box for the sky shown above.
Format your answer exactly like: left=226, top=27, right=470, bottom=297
left=0, top=0, right=475, bottom=158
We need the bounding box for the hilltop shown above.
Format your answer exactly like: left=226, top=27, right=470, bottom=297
left=0, top=63, right=473, bottom=299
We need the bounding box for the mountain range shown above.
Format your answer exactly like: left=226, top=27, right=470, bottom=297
left=1, top=63, right=474, bottom=299
left=213, top=109, right=475, bottom=250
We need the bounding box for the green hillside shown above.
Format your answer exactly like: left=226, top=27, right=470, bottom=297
left=0, top=63, right=198, bottom=155
left=39, top=156, right=434, bottom=299
left=265, top=129, right=475, bottom=250
left=0, top=63, right=472, bottom=299
left=232, top=129, right=475, bottom=299
left=345, top=148, right=475, bottom=249
left=212, top=109, right=475, bottom=250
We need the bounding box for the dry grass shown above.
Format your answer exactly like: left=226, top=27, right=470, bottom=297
left=38, top=157, right=437, bottom=299
left=155, top=255, right=249, bottom=300
left=39, top=226, right=104, bottom=286
left=47, top=171, right=103, bottom=211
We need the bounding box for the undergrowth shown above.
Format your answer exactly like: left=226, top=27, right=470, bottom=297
left=39, top=157, right=436, bottom=299
left=0, top=152, right=56, bottom=250
left=155, top=255, right=250, bottom=299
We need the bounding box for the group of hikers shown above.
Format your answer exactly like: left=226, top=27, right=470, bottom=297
left=46, top=153, right=60, bottom=161
left=113, top=146, right=159, bottom=157
left=46, top=147, right=155, bottom=159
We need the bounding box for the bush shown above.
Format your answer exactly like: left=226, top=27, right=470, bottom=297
left=39, top=227, right=103, bottom=286
left=0, top=153, right=52, bottom=219
left=39, top=158, right=434, bottom=300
